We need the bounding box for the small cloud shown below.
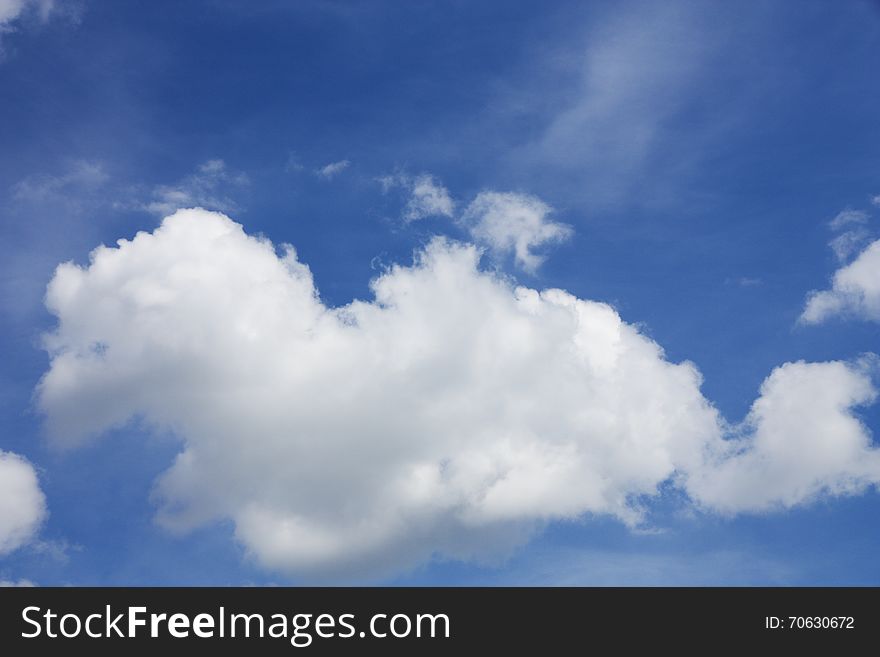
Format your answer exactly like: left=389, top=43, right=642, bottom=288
left=461, top=191, right=573, bottom=273
left=380, top=172, right=455, bottom=222
left=800, top=238, right=880, bottom=324
left=198, top=159, right=225, bottom=175
left=829, top=209, right=869, bottom=231
left=315, top=160, right=350, bottom=180
left=823, top=204, right=875, bottom=263
left=31, top=538, right=79, bottom=564
left=0, top=579, right=36, bottom=587
left=380, top=174, right=569, bottom=271
left=0, top=450, right=47, bottom=557
left=871, top=195, right=880, bottom=207
left=829, top=228, right=871, bottom=263
left=143, top=159, right=248, bottom=216
left=12, top=160, right=108, bottom=202
left=404, top=174, right=455, bottom=222
left=737, top=277, right=762, bottom=287
left=376, top=173, right=402, bottom=194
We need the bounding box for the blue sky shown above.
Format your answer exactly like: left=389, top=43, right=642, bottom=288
left=1, top=0, right=880, bottom=585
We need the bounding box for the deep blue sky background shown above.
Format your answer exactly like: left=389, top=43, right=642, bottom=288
left=1, top=0, right=880, bottom=584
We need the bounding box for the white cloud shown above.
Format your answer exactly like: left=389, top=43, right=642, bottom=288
left=0, top=0, right=57, bottom=53
left=870, top=195, right=880, bottom=208
left=687, top=359, right=880, bottom=512
left=511, top=2, right=722, bottom=207
left=12, top=160, right=108, bottom=202
left=382, top=177, right=568, bottom=272
left=380, top=173, right=455, bottom=222
left=461, top=192, right=572, bottom=273
left=0, top=450, right=46, bottom=556
left=0, top=578, right=36, bottom=587
left=37, top=210, right=880, bottom=579
left=0, top=0, right=52, bottom=28
left=800, top=239, right=880, bottom=324
left=404, top=175, right=455, bottom=222
left=144, top=159, right=247, bottom=216
left=316, top=160, right=350, bottom=180
left=829, top=209, right=869, bottom=231
left=0, top=0, right=26, bottom=22
left=829, top=228, right=871, bottom=263
left=376, top=174, right=398, bottom=193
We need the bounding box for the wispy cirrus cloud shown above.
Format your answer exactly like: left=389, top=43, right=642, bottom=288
left=12, top=160, right=108, bottom=203
left=828, top=209, right=871, bottom=263
left=829, top=209, right=869, bottom=231
left=315, top=159, right=350, bottom=180
left=500, top=1, right=730, bottom=208
left=142, top=159, right=248, bottom=216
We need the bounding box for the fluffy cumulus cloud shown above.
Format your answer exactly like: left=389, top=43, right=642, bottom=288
left=403, top=174, right=455, bottom=222
left=801, top=239, right=880, bottom=324
left=461, top=192, right=573, bottom=273
left=0, top=450, right=46, bottom=555
left=37, top=210, right=880, bottom=578
left=378, top=172, right=455, bottom=222
left=688, top=358, right=880, bottom=512
left=383, top=176, right=568, bottom=272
